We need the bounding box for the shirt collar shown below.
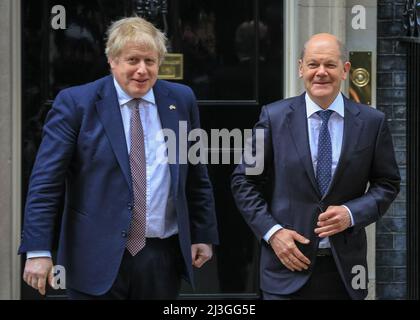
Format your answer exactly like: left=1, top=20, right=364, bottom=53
left=113, top=77, right=156, bottom=107
left=305, top=92, right=345, bottom=119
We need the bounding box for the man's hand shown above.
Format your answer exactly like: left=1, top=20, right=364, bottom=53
left=23, top=257, right=54, bottom=295
left=269, top=229, right=311, bottom=272
left=191, top=243, right=213, bottom=268
left=315, top=205, right=351, bottom=238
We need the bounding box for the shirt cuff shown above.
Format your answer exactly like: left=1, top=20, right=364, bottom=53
left=263, top=225, right=283, bottom=244
left=26, top=251, right=52, bottom=259
left=341, top=205, right=355, bottom=227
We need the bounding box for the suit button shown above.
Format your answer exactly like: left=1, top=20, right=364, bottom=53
left=128, top=204, right=132, bottom=210
left=121, top=231, right=127, bottom=238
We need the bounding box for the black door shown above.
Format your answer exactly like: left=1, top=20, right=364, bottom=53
left=21, top=0, right=283, bottom=299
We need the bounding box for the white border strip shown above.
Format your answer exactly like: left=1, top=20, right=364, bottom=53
left=11, top=0, right=22, bottom=300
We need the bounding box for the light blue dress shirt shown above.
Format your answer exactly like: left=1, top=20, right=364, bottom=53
left=263, top=93, right=354, bottom=248
left=27, top=78, right=177, bottom=259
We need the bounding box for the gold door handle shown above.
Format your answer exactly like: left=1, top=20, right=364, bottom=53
left=349, top=52, right=372, bottom=105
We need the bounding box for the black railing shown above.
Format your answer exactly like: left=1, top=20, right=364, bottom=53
left=405, top=40, right=420, bottom=300
left=402, top=0, right=420, bottom=37
left=402, top=2, right=420, bottom=295
left=401, top=0, right=420, bottom=301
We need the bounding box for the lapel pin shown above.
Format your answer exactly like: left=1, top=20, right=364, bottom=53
left=169, top=105, right=176, bottom=110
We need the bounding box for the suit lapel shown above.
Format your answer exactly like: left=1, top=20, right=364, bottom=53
left=95, top=76, right=132, bottom=190
left=153, top=80, right=180, bottom=199
left=287, top=93, right=320, bottom=196
left=327, top=96, right=363, bottom=195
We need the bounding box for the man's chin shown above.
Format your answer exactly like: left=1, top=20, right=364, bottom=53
left=128, top=87, right=148, bottom=98
left=310, top=89, right=336, bottom=99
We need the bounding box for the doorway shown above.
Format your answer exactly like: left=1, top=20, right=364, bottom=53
left=21, top=0, right=283, bottom=299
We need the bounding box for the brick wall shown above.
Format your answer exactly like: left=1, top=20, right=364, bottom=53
left=376, top=0, right=407, bottom=299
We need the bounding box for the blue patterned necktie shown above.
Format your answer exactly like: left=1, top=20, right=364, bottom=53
left=316, top=110, right=333, bottom=196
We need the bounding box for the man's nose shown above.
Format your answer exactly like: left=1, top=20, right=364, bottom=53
left=316, top=65, right=327, bottom=76
left=136, top=61, right=147, bottom=74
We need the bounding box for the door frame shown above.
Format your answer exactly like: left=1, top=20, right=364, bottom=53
left=283, top=0, right=299, bottom=98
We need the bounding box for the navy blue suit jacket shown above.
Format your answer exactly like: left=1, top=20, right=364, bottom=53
left=231, top=93, right=400, bottom=299
left=19, top=75, right=218, bottom=295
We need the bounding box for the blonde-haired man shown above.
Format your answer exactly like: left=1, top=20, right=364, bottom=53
left=19, top=16, right=218, bottom=299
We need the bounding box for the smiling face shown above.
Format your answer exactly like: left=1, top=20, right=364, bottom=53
left=299, top=34, right=351, bottom=109
left=109, top=42, right=159, bottom=98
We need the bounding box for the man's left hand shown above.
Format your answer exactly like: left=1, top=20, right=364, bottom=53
left=315, top=206, right=351, bottom=238
left=191, top=243, right=212, bottom=268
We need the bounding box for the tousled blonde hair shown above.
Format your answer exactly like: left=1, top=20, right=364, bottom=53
left=105, top=16, right=167, bottom=65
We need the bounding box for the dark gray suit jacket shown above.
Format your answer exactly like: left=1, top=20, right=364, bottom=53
left=231, top=93, right=400, bottom=299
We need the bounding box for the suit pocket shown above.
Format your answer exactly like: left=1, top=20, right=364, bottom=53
left=67, top=206, right=89, bottom=218
left=353, top=143, right=373, bottom=155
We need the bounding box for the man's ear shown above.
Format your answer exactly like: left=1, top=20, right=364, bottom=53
left=342, top=61, right=351, bottom=79
left=108, top=57, right=118, bottom=69
left=298, top=59, right=303, bottom=78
